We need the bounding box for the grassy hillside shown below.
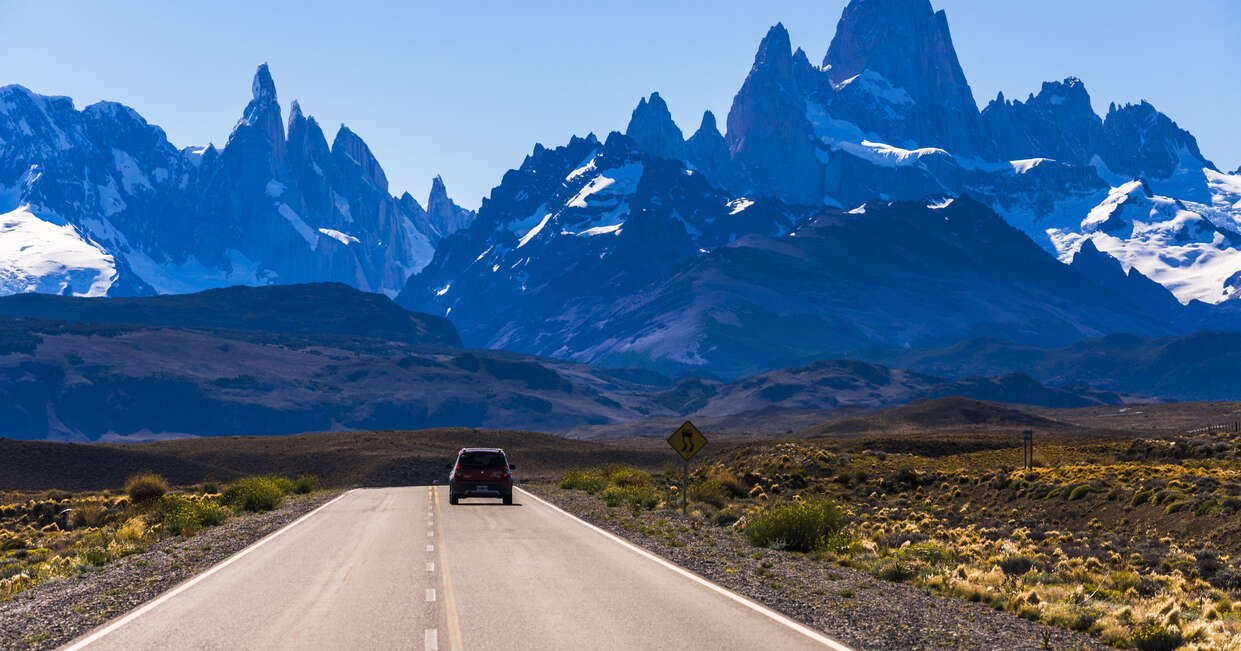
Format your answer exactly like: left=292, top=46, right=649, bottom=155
left=0, top=428, right=669, bottom=491
left=0, top=282, right=461, bottom=347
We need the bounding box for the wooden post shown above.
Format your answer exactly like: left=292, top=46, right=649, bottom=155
left=682, top=458, right=688, bottom=515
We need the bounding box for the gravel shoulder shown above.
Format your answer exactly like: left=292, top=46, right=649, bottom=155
left=525, top=483, right=1105, bottom=651
left=0, top=491, right=338, bottom=650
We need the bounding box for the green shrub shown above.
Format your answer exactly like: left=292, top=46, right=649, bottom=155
left=1067, top=484, right=1092, bottom=500
left=1130, top=489, right=1155, bottom=507
left=125, top=472, right=168, bottom=502
left=268, top=476, right=296, bottom=495
left=874, top=557, right=920, bottom=582
left=293, top=474, right=318, bottom=494
left=83, top=547, right=109, bottom=566
left=745, top=500, right=847, bottom=552
left=709, top=470, right=748, bottom=497
left=161, top=495, right=230, bottom=536
left=688, top=480, right=730, bottom=508
left=1111, top=570, right=1142, bottom=592
left=1163, top=500, right=1190, bottom=514
left=223, top=477, right=284, bottom=512
left=999, top=555, right=1034, bottom=576
left=600, top=484, right=659, bottom=509
left=1128, top=623, right=1183, bottom=651
left=560, top=469, right=608, bottom=494
left=607, top=466, right=651, bottom=488
left=900, top=542, right=953, bottom=564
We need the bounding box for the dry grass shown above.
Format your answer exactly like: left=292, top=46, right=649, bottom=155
left=0, top=473, right=315, bottom=601
left=560, top=424, right=1241, bottom=649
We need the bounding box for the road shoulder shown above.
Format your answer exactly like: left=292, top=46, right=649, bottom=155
left=0, top=492, right=338, bottom=651
left=523, top=483, right=1104, bottom=651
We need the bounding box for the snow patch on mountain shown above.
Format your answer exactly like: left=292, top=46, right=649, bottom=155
left=1049, top=178, right=1241, bottom=304
left=517, top=212, right=553, bottom=248
left=1011, top=158, right=1050, bottom=174
left=566, top=162, right=643, bottom=208
left=277, top=203, right=318, bottom=249
left=728, top=198, right=754, bottom=214
left=318, top=228, right=359, bottom=245
left=0, top=205, right=116, bottom=296
left=124, top=249, right=268, bottom=295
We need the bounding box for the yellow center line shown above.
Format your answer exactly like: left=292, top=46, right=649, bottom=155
left=432, top=485, right=464, bottom=651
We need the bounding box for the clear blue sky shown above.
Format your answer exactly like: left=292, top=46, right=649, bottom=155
left=3, top=0, right=1237, bottom=209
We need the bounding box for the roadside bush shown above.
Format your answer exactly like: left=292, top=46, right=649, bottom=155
left=223, top=477, right=284, bottom=512
left=1128, top=623, right=1183, bottom=651
left=688, top=479, right=730, bottom=508
left=560, top=469, right=608, bottom=494
left=125, top=472, right=168, bottom=503
left=600, top=484, right=658, bottom=509
left=161, top=495, right=230, bottom=536
left=268, top=476, right=296, bottom=495
left=709, top=470, right=748, bottom=497
left=745, top=500, right=847, bottom=553
left=293, top=474, right=319, bottom=494
left=873, top=557, right=919, bottom=582
left=607, top=466, right=651, bottom=488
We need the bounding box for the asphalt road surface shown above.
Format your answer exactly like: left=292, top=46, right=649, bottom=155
left=67, top=486, right=846, bottom=650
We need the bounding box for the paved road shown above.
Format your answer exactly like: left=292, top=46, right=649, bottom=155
left=68, top=486, right=844, bottom=650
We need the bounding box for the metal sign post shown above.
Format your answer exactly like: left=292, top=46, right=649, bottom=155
left=667, top=420, right=707, bottom=515
left=1022, top=430, right=1033, bottom=470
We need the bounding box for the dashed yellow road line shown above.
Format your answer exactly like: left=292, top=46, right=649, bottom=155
left=432, top=486, right=464, bottom=651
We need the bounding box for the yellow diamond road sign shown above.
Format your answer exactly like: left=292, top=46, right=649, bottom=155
left=668, top=420, right=707, bottom=461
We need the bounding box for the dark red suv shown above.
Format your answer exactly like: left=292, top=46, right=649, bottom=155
left=448, top=448, right=514, bottom=505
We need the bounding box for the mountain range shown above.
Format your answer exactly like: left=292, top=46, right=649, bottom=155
left=0, top=65, right=474, bottom=298
left=0, top=284, right=1128, bottom=442
left=394, top=0, right=1241, bottom=377
left=2, top=0, right=1241, bottom=429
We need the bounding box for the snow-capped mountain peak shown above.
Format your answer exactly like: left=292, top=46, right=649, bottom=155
left=0, top=64, right=475, bottom=298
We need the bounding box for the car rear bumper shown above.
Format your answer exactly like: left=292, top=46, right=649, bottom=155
left=451, top=480, right=513, bottom=497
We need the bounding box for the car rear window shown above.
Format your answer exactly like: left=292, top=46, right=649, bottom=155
left=459, top=452, right=506, bottom=468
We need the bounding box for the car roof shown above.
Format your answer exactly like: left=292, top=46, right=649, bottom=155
left=459, top=447, right=505, bottom=453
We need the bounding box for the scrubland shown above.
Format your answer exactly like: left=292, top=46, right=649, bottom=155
left=555, top=427, right=1241, bottom=649
left=0, top=472, right=318, bottom=602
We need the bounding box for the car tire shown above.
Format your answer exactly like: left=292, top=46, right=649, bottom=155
left=502, top=493, right=513, bottom=505
left=449, top=494, right=459, bottom=505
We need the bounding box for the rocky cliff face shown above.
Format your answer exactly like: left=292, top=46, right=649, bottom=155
left=625, top=92, right=687, bottom=162
left=0, top=64, right=474, bottom=298
left=396, top=130, right=805, bottom=357
left=982, top=78, right=1102, bottom=166
left=1099, top=101, right=1215, bottom=181
left=725, top=24, right=824, bottom=205
left=685, top=111, right=743, bottom=192
left=823, top=0, right=991, bottom=158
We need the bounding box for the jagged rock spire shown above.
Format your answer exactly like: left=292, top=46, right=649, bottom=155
left=824, top=0, right=990, bottom=156
left=426, top=175, right=475, bottom=236
left=725, top=22, right=822, bottom=204
left=625, top=92, right=686, bottom=161
left=332, top=125, right=388, bottom=191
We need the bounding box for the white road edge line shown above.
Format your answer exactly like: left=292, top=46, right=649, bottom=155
left=424, top=628, right=438, bottom=651
left=516, top=486, right=853, bottom=651
left=426, top=588, right=437, bottom=602
left=62, top=489, right=356, bottom=651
